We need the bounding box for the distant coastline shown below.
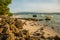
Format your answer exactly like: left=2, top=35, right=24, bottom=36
left=13, top=12, right=60, bottom=15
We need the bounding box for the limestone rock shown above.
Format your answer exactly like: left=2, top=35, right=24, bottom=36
left=0, top=16, right=60, bottom=40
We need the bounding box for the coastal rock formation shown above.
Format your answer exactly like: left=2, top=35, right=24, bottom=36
left=0, top=16, right=60, bottom=40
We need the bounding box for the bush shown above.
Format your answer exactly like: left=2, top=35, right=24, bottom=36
left=8, top=13, right=13, bottom=16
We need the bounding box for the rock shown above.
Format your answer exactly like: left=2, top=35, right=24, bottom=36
left=0, top=34, right=8, bottom=40
left=6, top=33, right=15, bottom=40
left=0, top=16, right=60, bottom=40
left=10, top=24, right=19, bottom=33
left=0, top=28, right=3, bottom=33
left=15, top=19, right=24, bottom=29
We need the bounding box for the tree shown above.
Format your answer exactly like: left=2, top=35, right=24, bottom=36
left=8, top=13, right=13, bottom=16
left=0, top=0, right=12, bottom=16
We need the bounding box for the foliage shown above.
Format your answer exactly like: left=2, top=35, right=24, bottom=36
left=8, top=13, right=13, bottom=16
left=0, top=0, right=12, bottom=16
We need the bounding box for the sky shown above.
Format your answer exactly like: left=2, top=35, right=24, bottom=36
left=9, top=0, right=60, bottom=13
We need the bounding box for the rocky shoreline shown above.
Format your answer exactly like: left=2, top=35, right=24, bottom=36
left=0, top=16, right=60, bottom=40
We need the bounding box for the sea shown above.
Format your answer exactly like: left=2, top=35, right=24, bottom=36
left=14, top=13, right=60, bottom=33
left=14, top=13, right=60, bottom=22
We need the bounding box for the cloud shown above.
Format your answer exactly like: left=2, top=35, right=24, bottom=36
left=9, top=0, right=60, bottom=13
left=18, top=4, right=60, bottom=13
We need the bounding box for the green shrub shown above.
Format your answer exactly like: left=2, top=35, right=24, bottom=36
left=8, top=13, right=13, bottom=16
left=0, top=0, right=12, bottom=16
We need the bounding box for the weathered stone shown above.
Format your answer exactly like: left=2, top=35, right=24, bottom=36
left=0, top=16, right=60, bottom=40
left=10, top=24, right=19, bottom=33
left=15, top=19, right=23, bottom=29
left=6, top=33, right=15, bottom=40
left=0, top=34, right=8, bottom=40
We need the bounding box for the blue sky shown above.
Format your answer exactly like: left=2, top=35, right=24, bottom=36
left=9, top=0, right=60, bottom=13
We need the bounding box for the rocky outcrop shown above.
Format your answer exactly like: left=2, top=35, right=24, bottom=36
left=0, top=16, right=25, bottom=40
left=0, top=16, right=60, bottom=40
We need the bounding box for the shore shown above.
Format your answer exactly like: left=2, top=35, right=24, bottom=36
left=0, top=16, right=60, bottom=40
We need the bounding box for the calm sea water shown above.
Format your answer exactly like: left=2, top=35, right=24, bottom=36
left=16, top=14, right=60, bottom=22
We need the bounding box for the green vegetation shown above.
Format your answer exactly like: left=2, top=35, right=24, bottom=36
left=0, top=0, right=13, bottom=16
left=8, top=13, right=13, bottom=16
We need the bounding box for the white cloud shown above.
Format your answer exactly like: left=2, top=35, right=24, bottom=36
left=18, top=2, right=60, bottom=13
left=10, top=0, right=60, bottom=13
